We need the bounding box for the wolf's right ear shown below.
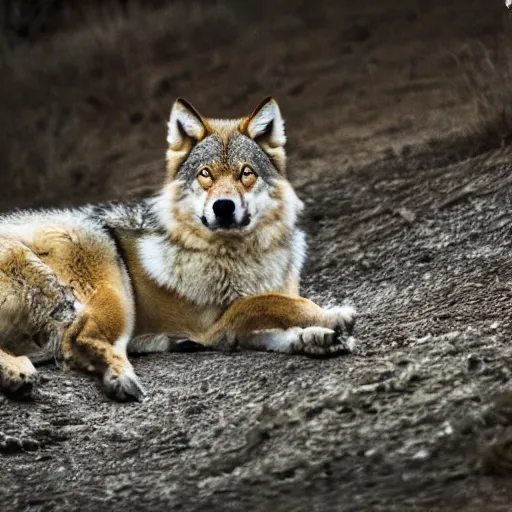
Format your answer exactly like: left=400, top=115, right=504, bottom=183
left=241, top=97, right=287, bottom=174
left=167, top=98, right=207, bottom=177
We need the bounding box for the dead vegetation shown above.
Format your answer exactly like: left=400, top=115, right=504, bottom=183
left=454, top=35, right=512, bottom=154
left=1, top=0, right=508, bottom=211
left=0, top=1, right=253, bottom=208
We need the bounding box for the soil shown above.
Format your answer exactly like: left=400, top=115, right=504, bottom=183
left=1, top=1, right=512, bottom=510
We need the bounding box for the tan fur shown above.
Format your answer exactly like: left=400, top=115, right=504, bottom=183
left=120, top=235, right=220, bottom=338
left=165, top=179, right=288, bottom=251
left=0, top=97, right=356, bottom=401
left=0, top=350, right=37, bottom=394
left=116, top=235, right=303, bottom=342
left=197, top=294, right=327, bottom=346
left=167, top=109, right=286, bottom=177
left=0, top=224, right=136, bottom=398
left=239, top=98, right=287, bottom=174
left=206, top=118, right=243, bottom=143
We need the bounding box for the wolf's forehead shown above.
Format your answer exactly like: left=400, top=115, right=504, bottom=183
left=226, top=134, right=276, bottom=178
left=186, top=136, right=224, bottom=167
left=177, top=132, right=276, bottom=181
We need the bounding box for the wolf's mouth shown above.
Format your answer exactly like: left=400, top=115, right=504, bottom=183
left=201, top=213, right=251, bottom=231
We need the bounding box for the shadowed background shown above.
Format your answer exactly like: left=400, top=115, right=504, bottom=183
left=2, top=1, right=512, bottom=511
left=0, top=0, right=508, bottom=209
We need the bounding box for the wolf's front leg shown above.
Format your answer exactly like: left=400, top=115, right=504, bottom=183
left=197, top=293, right=357, bottom=356
left=61, top=285, right=145, bottom=402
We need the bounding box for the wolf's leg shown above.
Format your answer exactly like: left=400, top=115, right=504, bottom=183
left=196, top=293, right=357, bottom=356
left=21, top=226, right=145, bottom=402
left=61, top=279, right=145, bottom=402
left=0, top=237, right=75, bottom=396
left=128, top=335, right=202, bottom=354
left=0, top=349, right=38, bottom=395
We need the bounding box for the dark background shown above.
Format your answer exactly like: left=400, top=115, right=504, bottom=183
left=2, top=1, right=512, bottom=511
left=0, top=0, right=508, bottom=211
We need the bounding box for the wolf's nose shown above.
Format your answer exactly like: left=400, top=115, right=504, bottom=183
left=213, top=199, right=235, bottom=226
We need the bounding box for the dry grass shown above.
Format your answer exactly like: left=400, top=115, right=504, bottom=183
left=409, top=34, right=512, bottom=169
left=0, top=0, right=507, bottom=212
left=455, top=35, right=512, bottom=152
left=0, top=1, right=251, bottom=210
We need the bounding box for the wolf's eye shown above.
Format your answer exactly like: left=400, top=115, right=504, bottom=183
left=198, top=167, right=213, bottom=189
left=240, top=165, right=257, bottom=188
left=199, top=167, right=212, bottom=179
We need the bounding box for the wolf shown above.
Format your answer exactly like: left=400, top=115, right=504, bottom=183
left=0, top=97, right=357, bottom=401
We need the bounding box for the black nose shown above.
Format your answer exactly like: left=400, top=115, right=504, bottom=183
left=213, top=199, right=235, bottom=226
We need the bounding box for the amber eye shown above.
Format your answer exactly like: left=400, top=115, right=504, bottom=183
left=198, top=167, right=213, bottom=189
left=240, top=165, right=257, bottom=188
left=199, top=167, right=212, bottom=179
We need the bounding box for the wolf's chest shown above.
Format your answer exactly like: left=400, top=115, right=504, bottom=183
left=137, top=233, right=304, bottom=307
left=169, top=246, right=292, bottom=306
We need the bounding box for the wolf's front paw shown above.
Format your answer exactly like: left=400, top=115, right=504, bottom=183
left=103, top=368, right=146, bottom=402
left=0, top=356, right=39, bottom=397
left=291, top=326, right=356, bottom=357
left=324, top=305, right=357, bottom=336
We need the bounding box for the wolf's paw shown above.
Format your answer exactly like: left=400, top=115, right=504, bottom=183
left=0, top=356, right=39, bottom=397
left=290, top=326, right=356, bottom=357
left=103, top=368, right=146, bottom=402
left=324, top=305, right=357, bottom=336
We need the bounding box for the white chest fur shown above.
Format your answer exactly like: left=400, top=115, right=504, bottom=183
left=137, top=229, right=306, bottom=307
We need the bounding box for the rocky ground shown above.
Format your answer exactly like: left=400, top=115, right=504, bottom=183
left=1, top=1, right=512, bottom=510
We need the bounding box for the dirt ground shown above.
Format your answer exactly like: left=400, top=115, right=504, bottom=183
left=1, top=0, right=512, bottom=510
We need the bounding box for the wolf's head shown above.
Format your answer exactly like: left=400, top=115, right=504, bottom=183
left=157, top=97, right=303, bottom=245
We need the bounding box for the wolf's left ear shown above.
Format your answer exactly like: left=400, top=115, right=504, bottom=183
left=242, top=97, right=287, bottom=174
left=167, top=98, right=207, bottom=177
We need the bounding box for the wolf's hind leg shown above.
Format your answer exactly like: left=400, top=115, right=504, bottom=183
left=0, top=237, right=75, bottom=395
left=28, top=227, right=146, bottom=402
left=0, top=349, right=38, bottom=395
left=61, top=283, right=145, bottom=402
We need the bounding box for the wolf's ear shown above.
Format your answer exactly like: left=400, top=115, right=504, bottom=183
left=167, top=98, right=207, bottom=177
left=242, top=97, right=287, bottom=174
left=167, top=98, right=207, bottom=149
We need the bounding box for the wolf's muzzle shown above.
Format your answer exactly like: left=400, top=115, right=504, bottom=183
left=212, top=199, right=236, bottom=228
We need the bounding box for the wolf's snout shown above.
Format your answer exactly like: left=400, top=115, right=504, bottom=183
left=213, top=199, right=235, bottom=227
